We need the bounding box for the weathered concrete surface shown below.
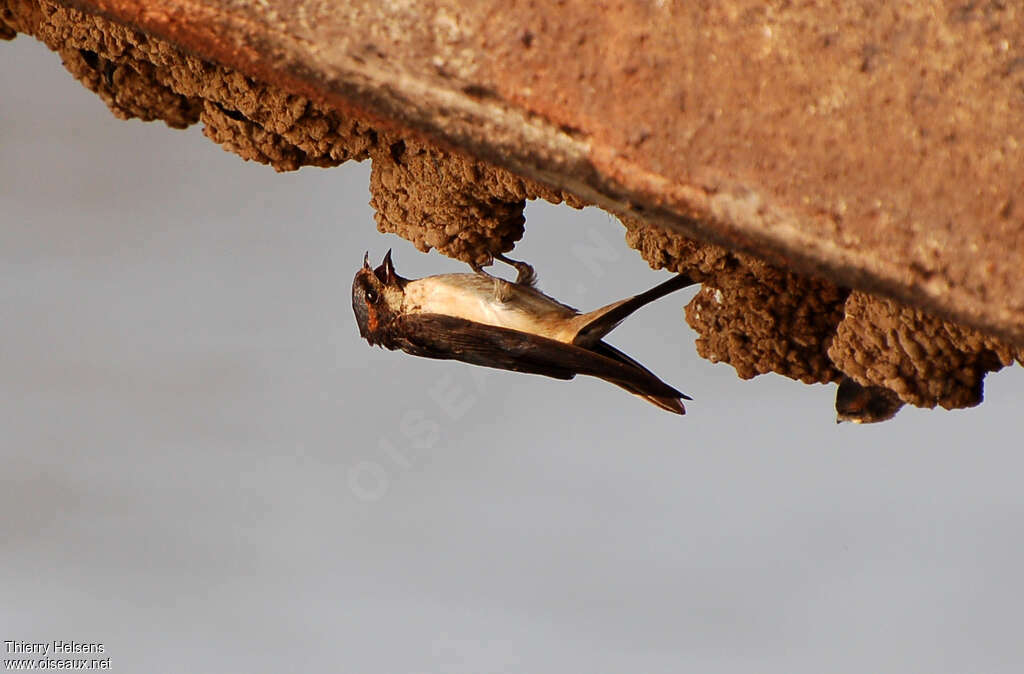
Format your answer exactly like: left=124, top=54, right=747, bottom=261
left=3, top=0, right=1023, bottom=419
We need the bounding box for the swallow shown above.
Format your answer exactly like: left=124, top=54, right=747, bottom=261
left=352, top=250, right=697, bottom=414
left=835, top=376, right=904, bottom=424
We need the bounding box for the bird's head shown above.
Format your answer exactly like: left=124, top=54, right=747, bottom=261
left=835, top=376, right=904, bottom=424
left=352, top=249, right=408, bottom=346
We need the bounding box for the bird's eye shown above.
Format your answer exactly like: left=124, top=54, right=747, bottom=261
left=365, top=289, right=378, bottom=303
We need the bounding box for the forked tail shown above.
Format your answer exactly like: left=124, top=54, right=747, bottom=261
left=572, top=274, right=698, bottom=347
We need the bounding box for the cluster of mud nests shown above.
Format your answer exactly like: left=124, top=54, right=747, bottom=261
left=5, top=0, right=1021, bottom=422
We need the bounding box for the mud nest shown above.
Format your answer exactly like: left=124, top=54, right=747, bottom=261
left=625, top=217, right=1023, bottom=420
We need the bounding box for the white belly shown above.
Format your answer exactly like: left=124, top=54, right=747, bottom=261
left=403, top=274, right=579, bottom=342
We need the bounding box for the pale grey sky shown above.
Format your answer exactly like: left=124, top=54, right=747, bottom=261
left=3, top=36, right=1024, bottom=673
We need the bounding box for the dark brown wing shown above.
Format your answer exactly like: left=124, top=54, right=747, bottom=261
left=591, top=342, right=689, bottom=414
left=391, top=313, right=685, bottom=399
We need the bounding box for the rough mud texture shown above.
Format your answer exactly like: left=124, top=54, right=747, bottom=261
left=685, top=279, right=848, bottom=385
left=4, top=0, right=1023, bottom=420
left=199, top=101, right=345, bottom=171
left=60, top=45, right=202, bottom=128
left=625, top=217, right=849, bottom=385
left=370, top=137, right=583, bottom=265
left=828, top=292, right=1023, bottom=410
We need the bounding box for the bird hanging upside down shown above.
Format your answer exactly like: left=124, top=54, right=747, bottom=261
left=352, top=250, right=697, bottom=414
